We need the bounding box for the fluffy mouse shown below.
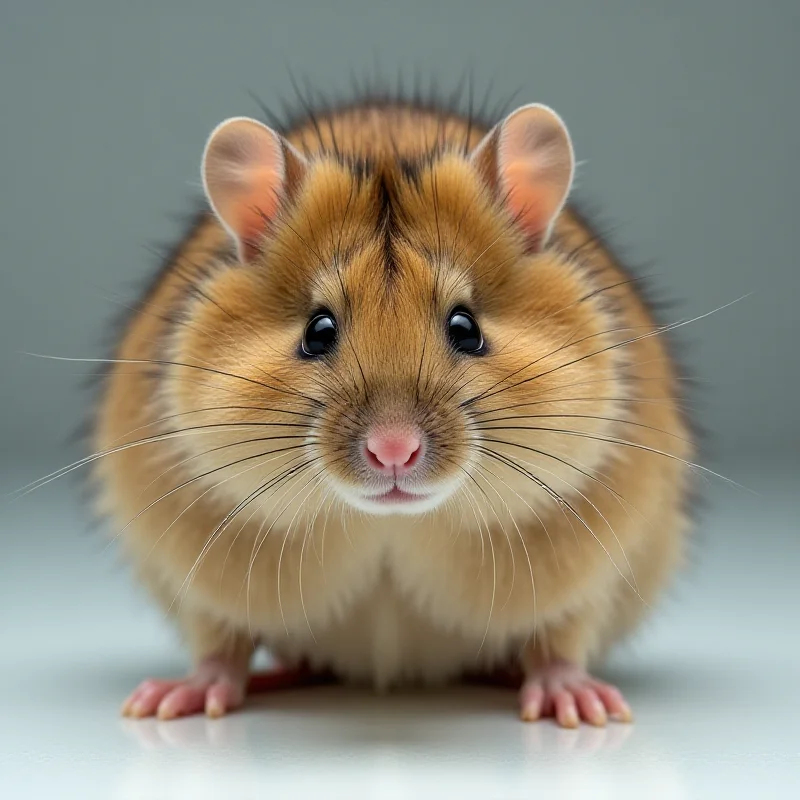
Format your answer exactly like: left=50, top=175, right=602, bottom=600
left=91, top=90, right=695, bottom=727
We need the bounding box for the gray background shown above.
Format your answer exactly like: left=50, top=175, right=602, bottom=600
left=1, top=0, right=798, bottom=463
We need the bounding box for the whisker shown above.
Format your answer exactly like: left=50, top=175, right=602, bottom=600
left=457, top=478, right=486, bottom=572
left=275, top=469, right=331, bottom=639
left=106, top=442, right=315, bottom=552
left=244, top=457, right=346, bottom=636
left=479, top=443, right=639, bottom=593
left=458, top=478, right=496, bottom=652
left=479, top=430, right=742, bottom=487
left=465, top=295, right=750, bottom=408
left=135, top=449, right=309, bottom=568
left=24, top=352, right=324, bottom=407
left=471, top=393, right=687, bottom=419
left=460, top=464, right=516, bottom=610
left=127, top=403, right=316, bottom=432
left=471, top=460, right=538, bottom=631
left=175, top=456, right=323, bottom=616
left=463, top=229, right=509, bottom=277
left=11, top=425, right=318, bottom=499
left=302, top=482, right=334, bottom=614
left=131, top=422, right=351, bottom=510
left=472, top=454, right=558, bottom=573
left=466, top=464, right=519, bottom=611
left=465, top=320, right=648, bottom=410
left=476, top=413, right=693, bottom=444
left=218, top=451, right=311, bottom=586
left=474, top=445, right=642, bottom=599
left=99, top=279, right=308, bottom=403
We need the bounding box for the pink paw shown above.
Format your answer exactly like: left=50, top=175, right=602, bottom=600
left=121, top=657, right=247, bottom=721
left=519, top=660, right=633, bottom=728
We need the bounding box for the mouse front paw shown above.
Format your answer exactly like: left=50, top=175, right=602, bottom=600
left=121, top=656, right=249, bottom=720
left=519, top=659, right=633, bottom=728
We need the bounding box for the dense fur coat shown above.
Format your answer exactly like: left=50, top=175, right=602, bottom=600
left=94, top=98, right=693, bottom=712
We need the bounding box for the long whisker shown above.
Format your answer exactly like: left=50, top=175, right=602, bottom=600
left=465, top=295, right=749, bottom=408
left=476, top=413, right=693, bottom=443
left=85, top=371, right=317, bottom=404
left=136, top=448, right=308, bottom=568
left=244, top=457, right=345, bottom=636
left=119, top=405, right=317, bottom=438
left=458, top=478, right=496, bottom=653
left=469, top=349, right=700, bottom=419
left=471, top=460, right=538, bottom=635
left=466, top=320, right=648, bottom=410
left=129, top=423, right=354, bottom=514
left=457, top=478, right=487, bottom=572
left=300, top=483, right=334, bottom=631
left=116, top=441, right=313, bottom=544
left=218, top=451, right=311, bottom=586
left=438, top=316, right=628, bottom=411
left=479, top=430, right=741, bottom=487
left=472, top=454, right=559, bottom=572
left=461, top=464, right=516, bottom=611
left=11, top=425, right=318, bottom=498
left=99, top=277, right=308, bottom=404
left=467, top=464, right=519, bottom=611
left=175, top=456, right=322, bottom=616
left=474, top=445, right=642, bottom=599
left=100, top=405, right=317, bottom=484
left=479, top=443, right=639, bottom=593
left=471, top=393, right=687, bottom=419
left=25, top=353, right=324, bottom=407
left=275, top=469, right=332, bottom=638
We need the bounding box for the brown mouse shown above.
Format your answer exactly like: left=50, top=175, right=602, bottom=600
left=88, top=91, right=694, bottom=727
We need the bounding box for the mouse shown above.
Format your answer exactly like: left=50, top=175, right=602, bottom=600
left=87, top=89, right=695, bottom=728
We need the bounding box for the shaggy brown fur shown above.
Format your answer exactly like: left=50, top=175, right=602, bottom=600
left=94, top=97, right=694, bottom=725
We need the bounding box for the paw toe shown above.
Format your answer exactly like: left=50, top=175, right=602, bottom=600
left=122, top=680, right=178, bottom=718
left=593, top=683, right=633, bottom=722
left=553, top=689, right=580, bottom=729
left=156, top=685, right=207, bottom=720
left=205, top=682, right=242, bottom=718
left=519, top=683, right=545, bottom=722
left=572, top=686, right=608, bottom=727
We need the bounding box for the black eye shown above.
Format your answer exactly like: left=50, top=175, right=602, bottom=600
left=301, top=312, right=338, bottom=357
left=447, top=307, right=484, bottom=354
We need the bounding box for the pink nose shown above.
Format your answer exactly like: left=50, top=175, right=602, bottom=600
left=365, top=429, right=422, bottom=473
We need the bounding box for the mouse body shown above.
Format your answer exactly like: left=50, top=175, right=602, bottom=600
left=95, top=94, right=694, bottom=727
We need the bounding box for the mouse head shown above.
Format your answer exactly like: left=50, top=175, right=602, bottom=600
left=165, top=104, right=625, bottom=520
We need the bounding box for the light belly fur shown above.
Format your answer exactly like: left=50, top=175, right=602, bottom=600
left=268, top=571, right=516, bottom=690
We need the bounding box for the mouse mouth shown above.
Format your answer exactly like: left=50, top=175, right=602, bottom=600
left=327, top=473, right=464, bottom=516
left=370, top=486, right=432, bottom=504
left=336, top=480, right=444, bottom=515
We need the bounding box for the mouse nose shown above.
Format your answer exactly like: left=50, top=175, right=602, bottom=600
left=365, top=428, right=422, bottom=474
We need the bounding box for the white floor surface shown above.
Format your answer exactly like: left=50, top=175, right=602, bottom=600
left=1, top=458, right=798, bottom=799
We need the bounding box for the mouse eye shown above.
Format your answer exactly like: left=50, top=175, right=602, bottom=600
left=447, top=307, right=484, bottom=355
left=301, top=312, right=338, bottom=358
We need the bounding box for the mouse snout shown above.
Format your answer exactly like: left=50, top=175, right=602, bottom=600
left=364, top=427, right=423, bottom=475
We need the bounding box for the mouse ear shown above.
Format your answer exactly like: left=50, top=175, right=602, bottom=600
left=201, top=117, right=308, bottom=261
left=471, top=104, right=575, bottom=251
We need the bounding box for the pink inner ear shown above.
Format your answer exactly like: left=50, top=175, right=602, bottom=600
left=502, top=161, right=565, bottom=245
left=230, top=170, right=282, bottom=260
